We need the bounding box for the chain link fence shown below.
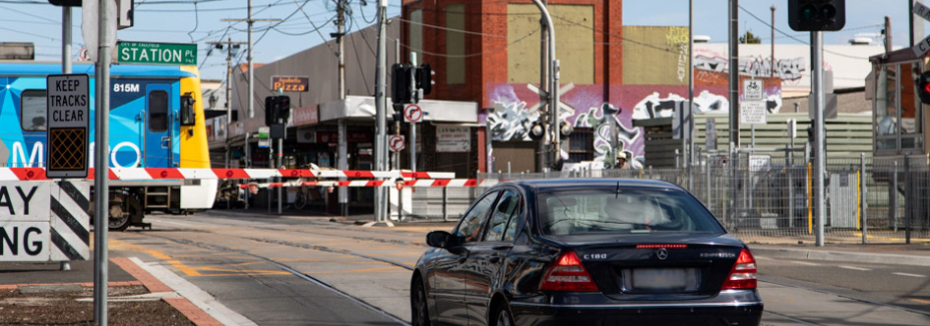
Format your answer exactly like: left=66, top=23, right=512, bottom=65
left=405, top=152, right=930, bottom=245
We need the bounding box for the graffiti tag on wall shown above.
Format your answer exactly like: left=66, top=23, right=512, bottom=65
left=694, top=53, right=806, bottom=82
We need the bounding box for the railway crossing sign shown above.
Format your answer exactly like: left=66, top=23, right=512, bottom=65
left=404, top=104, right=423, bottom=123
left=913, top=1, right=930, bottom=57
left=389, top=135, right=406, bottom=152
left=46, top=74, right=90, bottom=178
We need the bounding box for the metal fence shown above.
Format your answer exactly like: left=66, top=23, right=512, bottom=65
left=406, top=152, right=930, bottom=245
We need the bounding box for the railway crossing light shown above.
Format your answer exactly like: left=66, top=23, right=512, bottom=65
left=276, top=95, right=290, bottom=122
left=788, top=0, right=845, bottom=32
left=917, top=71, right=930, bottom=104
left=48, top=0, right=81, bottom=6
left=391, top=63, right=413, bottom=105
left=264, top=96, right=277, bottom=126
left=416, top=64, right=434, bottom=96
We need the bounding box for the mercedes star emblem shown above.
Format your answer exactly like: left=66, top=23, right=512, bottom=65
left=656, top=248, right=669, bottom=260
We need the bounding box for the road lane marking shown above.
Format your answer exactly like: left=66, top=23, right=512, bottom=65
left=128, top=257, right=258, bottom=326
left=309, top=266, right=406, bottom=274
left=145, top=250, right=172, bottom=260
left=168, top=260, right=202, bottom=277
left=893, top=272, right=926, bottom=278
left=838, top=265, right=871, bottom=271
left=791, top=261, right=820, bottom=266
left=911, top=298, right=930, bottom=305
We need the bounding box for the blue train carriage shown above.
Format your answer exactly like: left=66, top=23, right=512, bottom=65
left=0, top=62, right=217, bottom=230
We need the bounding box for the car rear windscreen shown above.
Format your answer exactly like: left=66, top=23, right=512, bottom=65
left=537, top=187, right=725, bottom=235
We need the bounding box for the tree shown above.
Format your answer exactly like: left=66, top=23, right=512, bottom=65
left=739, top=30, right=762, bottom=44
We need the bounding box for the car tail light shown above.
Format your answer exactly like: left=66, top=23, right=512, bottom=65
left=539, top=251, right=599, bottom=292
left=721, top=248, right=757, bottom=290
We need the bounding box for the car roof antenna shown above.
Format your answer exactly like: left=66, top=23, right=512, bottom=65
left=615, top=181, right=621, bottom=199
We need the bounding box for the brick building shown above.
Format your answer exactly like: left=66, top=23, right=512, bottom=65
left=401, top=0, right=624, bottom=173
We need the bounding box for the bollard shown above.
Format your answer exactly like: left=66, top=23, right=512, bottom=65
left=905, top=154, right=911, bottom=244
left=442, top=187, right=448, bottom=222
left=860, top=153, right=867, bottom=244
left=892, top=161, right=898, bottom=232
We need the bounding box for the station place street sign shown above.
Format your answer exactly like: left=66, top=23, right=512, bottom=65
left=117, top=41, right=197, bottom=65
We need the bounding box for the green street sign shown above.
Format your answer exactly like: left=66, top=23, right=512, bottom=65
left=117, top=41, right=197, bottom=65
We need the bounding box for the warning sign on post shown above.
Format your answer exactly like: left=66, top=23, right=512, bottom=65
left=46, top=74, right=90, bottom=178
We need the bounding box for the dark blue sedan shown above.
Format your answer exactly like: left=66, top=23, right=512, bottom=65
left=410, top=179, right=763, bottom=326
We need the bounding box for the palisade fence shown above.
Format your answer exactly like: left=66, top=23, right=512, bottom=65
left=407, top=153, right=930, bottom=244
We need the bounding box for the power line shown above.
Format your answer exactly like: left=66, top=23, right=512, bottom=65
left=737, top=5, right=876, bottom=60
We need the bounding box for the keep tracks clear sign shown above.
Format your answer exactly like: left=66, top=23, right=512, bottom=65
left=46, top=74, right=90, bottom=178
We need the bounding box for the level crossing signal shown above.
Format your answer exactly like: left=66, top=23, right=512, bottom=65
left=47, top=0, right=81, bottom=6
left=391, top=63, right=433, bottom=105
left=918, top=71, right=930, bottom=105
left=264, top=95, right=291, bottom=127
left=788, top=0, right=845, bottom=32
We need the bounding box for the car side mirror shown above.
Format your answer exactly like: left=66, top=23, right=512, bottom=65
left=426, top=230, right=454, bottom=248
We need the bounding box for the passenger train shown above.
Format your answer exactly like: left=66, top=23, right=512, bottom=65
left=0, top=62, right=217, bottom=230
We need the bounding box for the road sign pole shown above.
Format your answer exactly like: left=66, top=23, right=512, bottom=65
left=60, top=6, right=72, bottom=273
left=94, top=0, right=112, bottom=323
left=812, top=31, right=826, bottom=247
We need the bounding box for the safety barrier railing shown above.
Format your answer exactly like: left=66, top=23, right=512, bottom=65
left=468, top=153, right=930, bottom=244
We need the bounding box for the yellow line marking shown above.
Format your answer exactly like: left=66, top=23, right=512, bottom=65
left=146, top=250, right=172, bottom=260
left=910, top=298, right=930, bottom=305
left=168, top=260, right=202, bottom=276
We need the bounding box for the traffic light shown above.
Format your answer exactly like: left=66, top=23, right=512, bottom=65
left=416, top=64, right=433, bottom=96
left=276, top=95, right=290, bottom=122
left=391, top=63, right=413, bottom=105
left=788, top=0, right=845, bottom=32
left=917, top=71, right=930, bottom=104
left=264, top=96, right=276, bottom=126
left=48, top=0, right=81, bottom=6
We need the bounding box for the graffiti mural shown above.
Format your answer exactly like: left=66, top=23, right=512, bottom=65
left=486, top=83, right=644, bottom=168
left=693, top=52, right=806, bottom=82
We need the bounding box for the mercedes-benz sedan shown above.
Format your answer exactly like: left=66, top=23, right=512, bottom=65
left=410, top=179, right=762, bottom=326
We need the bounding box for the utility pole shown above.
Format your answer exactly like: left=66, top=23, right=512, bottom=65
left=62, top=6, right=71, bottom=74
left=687, top=0, right=695, bottom=190
left=728, top=0, right=739, bottom=230
left=94, top=0, right=113, bottom=323
left=222, top=0, right=280, bottom=168
left=60, top=2, right=73, bottom=273
left=206, top=38, right=246, bottom=170
left=336, top=0, right=349, bottom=217
left=527, top=0, right=559, bottom=171
left=728, top=0, right=739, bottom=152
left=885, top=16, right=892, bottom=54
left=812, top=31, right=825, bottom=247
left=538, top=0, right=549, bottom=172
left=771, top=6, right=776, bottom=77
left=374, top=0, right=389, bottom=223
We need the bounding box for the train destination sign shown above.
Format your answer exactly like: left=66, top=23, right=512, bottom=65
left=46, top=74, right=90, bottom=178
left=117, top=41, right=197, bottom=65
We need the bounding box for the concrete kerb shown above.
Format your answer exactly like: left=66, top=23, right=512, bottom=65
left=750, top=246, right=930, bottom=267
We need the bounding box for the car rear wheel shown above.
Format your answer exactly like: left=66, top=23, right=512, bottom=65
left=494, top=303, right=514, bottom=326
left=411, top=278, right=431, bottom=326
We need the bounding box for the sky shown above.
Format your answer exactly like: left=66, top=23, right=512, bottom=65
left=0, top=0, right=922, bottom=83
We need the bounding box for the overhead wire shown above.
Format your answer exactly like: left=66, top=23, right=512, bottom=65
left=737, top=5, right=877, bottom=60
left=348, top=16, right=372, bottom=95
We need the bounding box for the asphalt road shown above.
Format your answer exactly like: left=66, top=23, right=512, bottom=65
left=106, top=211, right=930, bottom=326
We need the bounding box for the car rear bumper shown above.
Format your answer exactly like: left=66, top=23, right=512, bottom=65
left=509, top=290, right=763, bottom=326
